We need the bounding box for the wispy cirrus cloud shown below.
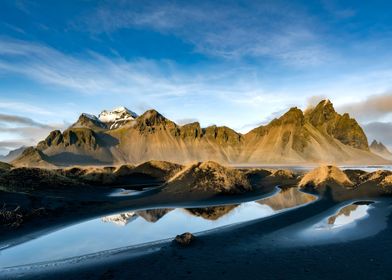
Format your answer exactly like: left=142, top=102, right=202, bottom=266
left=0, top=37, right=391, bottom=133
left=0, top=37, right=295, bottom=104
left=78, top=1, right=332, bottom=66
left=0, top=37, right=277, bottom=103
left=0, top=38, right=203, bottom=97
left=0, top=100, right=55, bottom=116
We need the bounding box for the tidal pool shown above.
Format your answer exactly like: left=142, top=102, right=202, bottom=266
left=0, top=203, right=274, bottom=268
left=292, top=200, right=391, bottom=245
left=0, top=188, right=315, bottom=268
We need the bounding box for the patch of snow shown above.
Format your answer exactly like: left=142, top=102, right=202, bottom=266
left=98, top=106, right=138, bottom=129
left=102, top=212, right=137, bottom=226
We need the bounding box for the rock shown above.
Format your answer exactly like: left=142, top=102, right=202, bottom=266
left=174, top=232, right=195, bottom=246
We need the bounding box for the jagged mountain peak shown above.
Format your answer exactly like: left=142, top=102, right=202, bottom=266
left=370, top=140, right=392, bottom=160
left=258, top=107, right=305, bottom=131
left=138, top=109, right=169, bottom=124
left=370, top=140, right=386, bottom=149
left=71, top=106, right=139, bottom=130
left=275, top=107, right=304, bottom=125
left=72, top=113, right=107, bottom=129
left=306, top=99, right=337, bottom=126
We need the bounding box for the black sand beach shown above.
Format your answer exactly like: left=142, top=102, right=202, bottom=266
left=2, top=185, right=392, bottom=280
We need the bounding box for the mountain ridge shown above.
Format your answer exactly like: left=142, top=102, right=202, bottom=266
left=13, top=100, right=389, bottom=167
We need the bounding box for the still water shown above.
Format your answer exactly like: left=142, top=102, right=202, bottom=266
left=0, top=188, right=315, bottom=268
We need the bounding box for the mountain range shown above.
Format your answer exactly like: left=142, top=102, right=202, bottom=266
left=11, top=99, right=390, bottom=167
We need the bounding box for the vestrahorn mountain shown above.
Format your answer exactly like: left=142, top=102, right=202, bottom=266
left=12, top=100, right=389, bottom=167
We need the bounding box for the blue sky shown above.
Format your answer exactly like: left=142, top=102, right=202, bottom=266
left=0, top=0, right=392, bottom=154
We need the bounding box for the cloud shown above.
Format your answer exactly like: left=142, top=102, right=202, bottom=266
left=0, top=37, right=306, bottom=107
left=363, top=122, right=392, bottom=150
left=0, top=38, right=267, bottom=100
left=306, top=95, right=328, bottom=109
left=0, top=101, right=55, bottom=116
left=79, top=1, right=332, bottom=66
left=0, top=112, right=68, bottom=155
left=337, top=92, right=392, bottom=122
left=0, top=38, right=197, bottom=97
left=0, top=113, right=51, bottom=128
left=0, top=140, right=26, bottom=149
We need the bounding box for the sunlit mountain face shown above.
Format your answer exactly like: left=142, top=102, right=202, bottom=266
left=1, top=0, right=392, bottom=156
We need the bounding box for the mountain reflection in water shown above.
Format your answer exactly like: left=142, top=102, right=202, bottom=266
left=0, top=188, right=314, bottom=268
left=102, top=187, right=316, bottom=226
left=327, top=201, right=374, bottom=228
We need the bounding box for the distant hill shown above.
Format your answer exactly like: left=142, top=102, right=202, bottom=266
left=0, top=146, right=27, bottom=163
left=370, top=140, right=392, bottom=160
left=12, top=100, right=389, bottom=167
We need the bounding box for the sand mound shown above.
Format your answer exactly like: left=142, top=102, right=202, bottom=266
left=0, top=161, right=12, bottom=172
left=270, top=169, right=297, bottom=179
left=378, top=174, right=392, bottom=193
left=361, top=170, right=392, bottom=182
left=343, top=169, right=368, bottom=185
left=131, top=160, right=183, bottom=180
left=299, top=165, right=354, bottom=188
left=164, top=161, right=252, bottom=194
left=56, top=160, right=182, bottom=185
left=113, top=164, right=135, bottom=176
left=0, top=167, right=82, bottom=192
left=58, top=166, right=116, bottom=184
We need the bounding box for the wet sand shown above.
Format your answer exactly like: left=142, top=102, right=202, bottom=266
left=2, top=189, right=392, bottom=280
left=0, top=183, right=278, bottom=250
left=1, top=173, right=392, bottom=279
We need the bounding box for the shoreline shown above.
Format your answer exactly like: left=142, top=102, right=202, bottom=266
left=0, top=184, right=280, bottom=250
left=4, top=196, right=390, bottom=280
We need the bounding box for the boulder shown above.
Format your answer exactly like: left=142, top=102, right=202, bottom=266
left=174, top=232, right=195, bottom=246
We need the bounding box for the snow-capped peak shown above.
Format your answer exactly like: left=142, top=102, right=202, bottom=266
left=98, top=106, right=138, bottom=129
